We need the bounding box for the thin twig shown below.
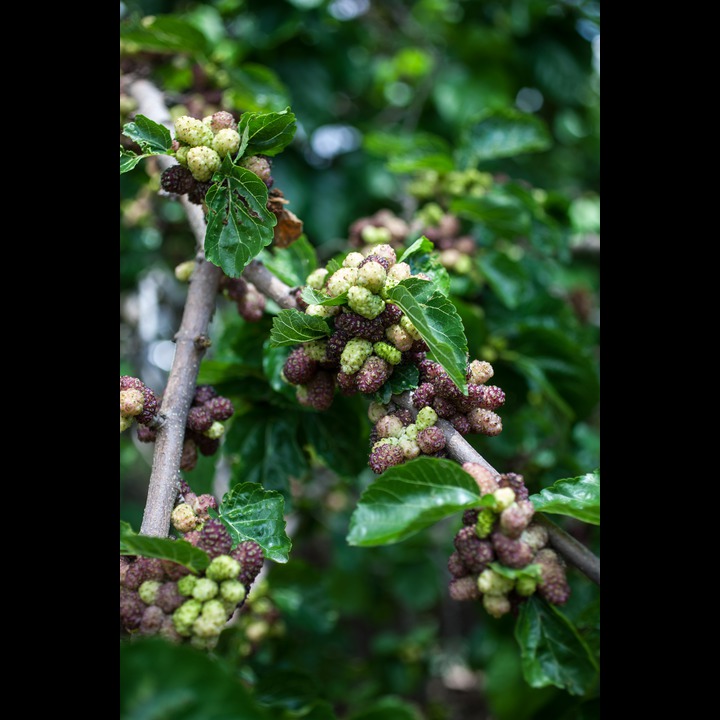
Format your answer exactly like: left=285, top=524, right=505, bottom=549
left=243, top=260, right=299, bottom=309
left=126, top=78, right=222, bottom=537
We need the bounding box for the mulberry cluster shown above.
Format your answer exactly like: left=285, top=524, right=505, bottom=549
left=120, top=376, right=159, bottom=433
left=447, top=464, right=570, bottom=617
left=136, top=384, right=234, bottom=470
left=281, top=243, right=430, bottom=411
left=348, top=209, right=410, bottom=253
left=411, top=204, right=477, bottom=275
left=412, top=358, right=504, bottom=438
left=120, top=488, right=266, bottom=650
left=234, top=579, right=286, bottom=658
left=159, top=111, right=273, bottom=206
left=367, top=404, right=448, bottom=474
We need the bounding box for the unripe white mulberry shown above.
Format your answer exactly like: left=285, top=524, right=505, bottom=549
left=212, top=128, right=241, bottom=158
left=343, top=252, right=365, bottom=268
left=340, top=338, right=373, bottom=375
left=356, top=261, right=386, bottom=294
left=306, top=268, right=329, bottom=290
left=347, top=286, right=385, bottom=319
left=326, top=268, right=358, bottom=297
left=174, top=116, right=214, bottom=147
left=187, top=146, right=222, bottom=182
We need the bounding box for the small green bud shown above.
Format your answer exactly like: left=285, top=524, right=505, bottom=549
left=515, top=576, right=538, bottom=597
left=306, top=268, right=329, bottom=290
left=192, top=578, right=219, bottom=601
left=192, top=614, right=224, bottom=639
left=493, top=487, right=516, bottom=511
left=203, top=421, right=225, bottom=440
left=206, top=555, right=241, bottom=582
left=177, top=575, right=198, bottom=597
left=220, top=579, right=246, bottom=605
left=373, top=341, right=402, bottom=365
left=138, top=580, right=162, bottom=605
left=475, top=508, right=496, bottom=538
left=416, top=406, right=438, bottom=430
left=342, top=252, right=365, bottom=268
left=174, top=260, right=195, bottom=282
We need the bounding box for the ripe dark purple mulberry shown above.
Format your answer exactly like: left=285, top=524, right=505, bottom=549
left=412, top=383, right=436, bottom=409
left=232, top=540, right=265, bottom=588
left=448, top=551, right=469, bottom=578
left=139, top=605, right=166, bottom=636
left=120, top=588, right=146, bottom=631
left=161, top=560, right=190, bottom=581
left=391, top=409, right=414, bottom=426
left=356, top=356, right=392, bottom=394
left=334, top=312, right=385, bottom=342
left=411, top=339, right=429, bottom=353
left=454, top=526, right=494, bottom=572
left=122, top=557, right=165, bottom=590
left=180, top=439, right=198, bottom=471
left=137, top=425, right=157, bottom=443
left=462, top=509, right=479, bottom=526
left=450, top=414, right=471, bottom=435
left=417, top=426, right=446, bottom=454
left=298, top=371, right=335, bottom=411
left=187, top=180, right=212, bottom=205
left=197, top=518, right=233, bottom=558
left=160, top=165, right=195, bottom=195
left=369, top=443, right=405, bottom=474
left=358, top=254, right=390, bottom=272
left=431, top=396, right=457, bottom=419
left=237, top=285, right=266, bottom=322
left=207, top=396, right=234, bottom=421
left=193, top=385, right=218, bottom=406
left=154, top=582, right=185, bottom=613
left=137, top=388, right=159, bottom=426
left=283, top=346, right=318, bottom=385
left=187, top=406, right=213, bottom=433
left=378, top=303, right=403, bottom=327
left=326, top=330, right=350, bottom=364
left=195, top=435, right=221, bottom=456
left=468, top=384, right=505, bottom=411
left=336, top=371, right=358, bottom=396
left=491, top=531, right=534, bottom=569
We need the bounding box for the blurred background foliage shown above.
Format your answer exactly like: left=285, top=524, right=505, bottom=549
left=120, top=1, right=599, bottom=718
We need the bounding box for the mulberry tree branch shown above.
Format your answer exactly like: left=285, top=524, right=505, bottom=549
left=126, top=78, right=223, bottom=537
left=391, top=392, right=600, bottom=585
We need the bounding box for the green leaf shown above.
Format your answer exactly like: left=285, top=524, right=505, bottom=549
left=349, top=697, right=423, bottom=720
left=259, top=235, right=317, bottom=287
left=226, top=64, right=291, bottom=113
left=476, top=251, right=533, bottom=309
left=224, top=408, right=308, bottom=498
left=120, top=639, right=272, bottom=719
left=459, top=108, right=552, bottom=165
left=217, top=481, right=292, bottom=563
left=119, top=521, right=210, bottom=574
left=387, top=278, right=468, bottom=393
left=269, top=309, right=331, bottom=346
left=238, top=107, right=297, bottom=157
left=489, top=562, right=542, bottom=581
left=122, top=114, right=172, bottom=154
left=364, top=130, right=453, bottom=173
left=300, top=286, right=349, bottom=306
left=120, top=149, right=147, bottom=174
left=398, top=237, right=435, bottom=264
left=205, top=161, right=277, bottom=277
left=515, top=596, right=599, bottom=696
left=120, top=15, right=210, bottom=55
left=325, top=257, right=343, bottom=275
left=374, top=363, right=419, bottom=405
left=347, top=457, right=496, bottom=546
left=398, top=237, right=451, bottom=297
left=452, top=193, right=532, bottom=238
left=530, top=470, right=600, bottom=525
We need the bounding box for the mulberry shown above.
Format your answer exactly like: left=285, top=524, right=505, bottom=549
left=449, top=576, right=481, bottom=601
left=283, top=346, right=318, bottom=385
left=417, top=426, right=446, bottom=454
left=197, top=518, right=233, bottom=559
left=232, top=540, right=265, bottom=588
left=356, top=356, right=392, bottom=394
left=535, top=549, right=570, bottom=605
left=491, top=531, right=534, bottom=569
left=160, top=165, right=195, bottom=195
left=207, top=397, right=234, bottom=421
left=369, top=443, right=405, bottom=474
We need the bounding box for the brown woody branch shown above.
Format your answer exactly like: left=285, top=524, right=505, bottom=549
left=126, top=78, right=222, bottom=537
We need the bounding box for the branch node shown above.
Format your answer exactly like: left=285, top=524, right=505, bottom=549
left=194, top=334, right=212, bottom=350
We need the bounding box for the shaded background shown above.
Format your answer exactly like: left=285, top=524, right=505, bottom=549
left=120, top=1, right=599, bottom=717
